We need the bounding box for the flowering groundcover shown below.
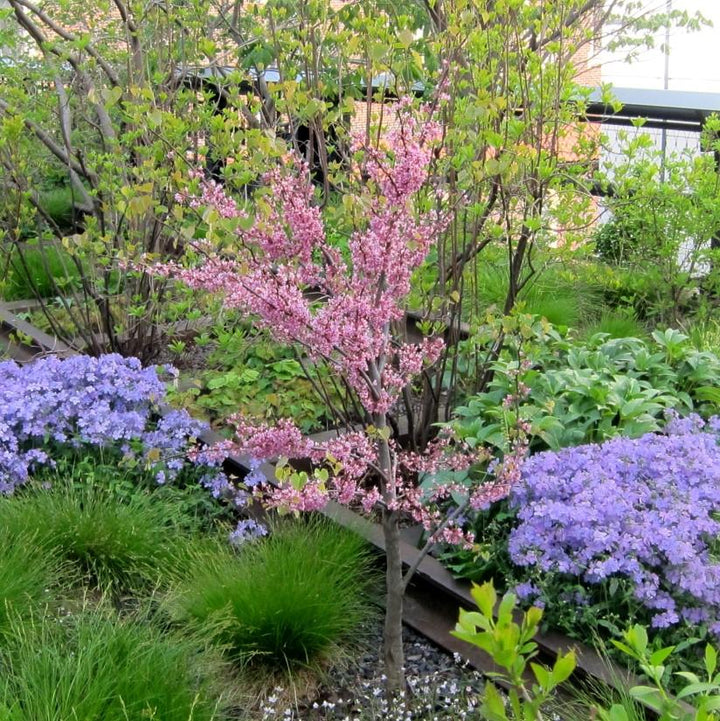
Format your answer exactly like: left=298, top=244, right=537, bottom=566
left=0, top=354, right=224, bottom=494
left=509, top=414, right=720, bottom=633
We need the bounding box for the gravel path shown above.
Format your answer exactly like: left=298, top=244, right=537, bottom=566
left=258, top=621, right=486, bottom=720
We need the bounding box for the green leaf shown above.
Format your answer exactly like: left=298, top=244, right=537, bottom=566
left=530, top=662, right=551, bottom=690
left=482, top=683, right=509, bottom=721
left=649, top=646, right=675, bottom=666
left=707, top=645, right=718, bottom=678
left=470, top=581, right=497, bottom=620
left=497, top=592, right=516, bottom=625
left=607, top=704, right=630, bottom=721
left=695, top=386, right=720, bottom=405
left=677, top=682, right=720, bottom=699
left=552, top=650, right=576, bottom=684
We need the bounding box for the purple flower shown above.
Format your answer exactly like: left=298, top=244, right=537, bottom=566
left=514, top=582, right=541, bottom=601
left=508, top=418, right=720, bottom=632
left=0, top=354, right=230, bottom=498
left=229, top=518, right=268, bottom=545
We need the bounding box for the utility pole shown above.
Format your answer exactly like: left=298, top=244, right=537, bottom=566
left=660, top=0, right=671, bottom=182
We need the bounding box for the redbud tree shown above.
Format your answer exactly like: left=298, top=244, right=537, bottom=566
left=156, top=106, right=516, bottom=692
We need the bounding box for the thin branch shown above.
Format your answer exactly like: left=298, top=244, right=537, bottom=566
left=10, top=0, right=120, bottom=86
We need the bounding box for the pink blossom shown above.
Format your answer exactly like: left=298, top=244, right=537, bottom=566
left=148, top=107, right=496, bottom=552
left=228, top=417, right=312, bottom=459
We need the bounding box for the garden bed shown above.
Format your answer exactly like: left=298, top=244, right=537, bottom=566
left=0, top=306, right=638, bottom=693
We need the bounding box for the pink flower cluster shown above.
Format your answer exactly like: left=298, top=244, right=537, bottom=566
left=156, top=110, right=445, bottom=416
left=153, top=107, right=512, bottom=551
left=221, top=415, right=506, bottom=550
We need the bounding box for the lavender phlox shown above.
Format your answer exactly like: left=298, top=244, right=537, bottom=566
left=0, top=355, right=230, bottom=498
left=509, top=418, right=720, bottom=631
left=229, top=518, right=269, bottom=545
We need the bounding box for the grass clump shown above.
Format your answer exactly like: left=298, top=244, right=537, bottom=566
left=0, top=482, right=199, bottom=593
left=581, top=309, right=648, bottom=341
left=172, top=517, right=378, bottom=676
left=0, top=608, right=225, bottom=721
left=0, top=532, right=63, bottom=637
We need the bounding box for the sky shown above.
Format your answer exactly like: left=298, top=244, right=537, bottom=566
left=601, top=0, right=720, bottom=93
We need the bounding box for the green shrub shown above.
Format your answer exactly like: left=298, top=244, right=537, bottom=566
left=454, top=585, right=720, bottom=720
left=0, top=482, right=199, bottom=593
left=171, top=517, right=378, bottom=674
left=593, top=217, right=641, bottom=265
left=453, top=580, right=576, bottom=721
left=168, top=326, right=338, bottom=433
left=0, top=609, right=224, bottom=721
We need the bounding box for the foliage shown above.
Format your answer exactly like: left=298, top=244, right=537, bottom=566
left=689, top=318, right=720, bottom=356
left=594, top=121, right=720, bottom=326
left=0, top=481, right=202, bottom=593
left=594, top=216, right=642, bottom=265
left=170, top=517, right=378, bottom=676
left=464, top=251, right=604, bottom=331
left=0, top=0, right=271, bottom=360
left=169, top=327, right=336, bottom=434
left=452, top=579, right=576, bottom=721
left=0, top=354, right=220, bottom=494
left=599, top=625, right=720, bottom=721
left=1, top=242, right=81, bottom=301
left=452, top=586, right=720, bottom=721
left=452, top=318, right=720, bottom=454
left=42, top=451, right=239, bottom=532
left=0, top=609, right=225, bottom=721
left=581, top=309, right=648, bottom=342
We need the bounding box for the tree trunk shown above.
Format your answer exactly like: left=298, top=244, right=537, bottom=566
left=382, top=506, right=405, bottom=694
left=373, top=409, right=405, bottom=695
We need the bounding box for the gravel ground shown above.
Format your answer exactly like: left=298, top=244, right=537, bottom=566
left=257, top=621, right=486, bottom=721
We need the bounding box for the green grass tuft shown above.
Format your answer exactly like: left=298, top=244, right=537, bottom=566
left=0, top=608, right=225, bottom=721
left=171, top=517, right=378, bottom=675
left=0, top=531, right=63, bottom=637
left=2, top=242, right=81, bottom=301
left=0, top=482, right=199, bottom=593
left=581, top=310, right=649, bottom=341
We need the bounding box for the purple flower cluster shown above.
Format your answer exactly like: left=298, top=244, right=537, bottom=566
left=0, top=354, right=206, bottom=493
left=229, top=518, right=269, bottom=545
left=509, top=416, right=720, bottom=632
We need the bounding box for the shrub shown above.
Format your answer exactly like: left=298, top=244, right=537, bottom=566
left=452, top=320, right=720, bottom=454
left=0, top=482, right=200, bottom=592
left=453, top=580, right=576, bottom=721
left=0, top=609, right=224, bottom=721
left=168, top=326, right=336, bottom=434
left=171, top=517, right=378, bottom=674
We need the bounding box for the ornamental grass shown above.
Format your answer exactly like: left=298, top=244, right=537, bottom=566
left=0, top=608, right=226, bottom=721
left=170, top=517, right=379, bottom=678
left=0, top=481, right=201, bottom=593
